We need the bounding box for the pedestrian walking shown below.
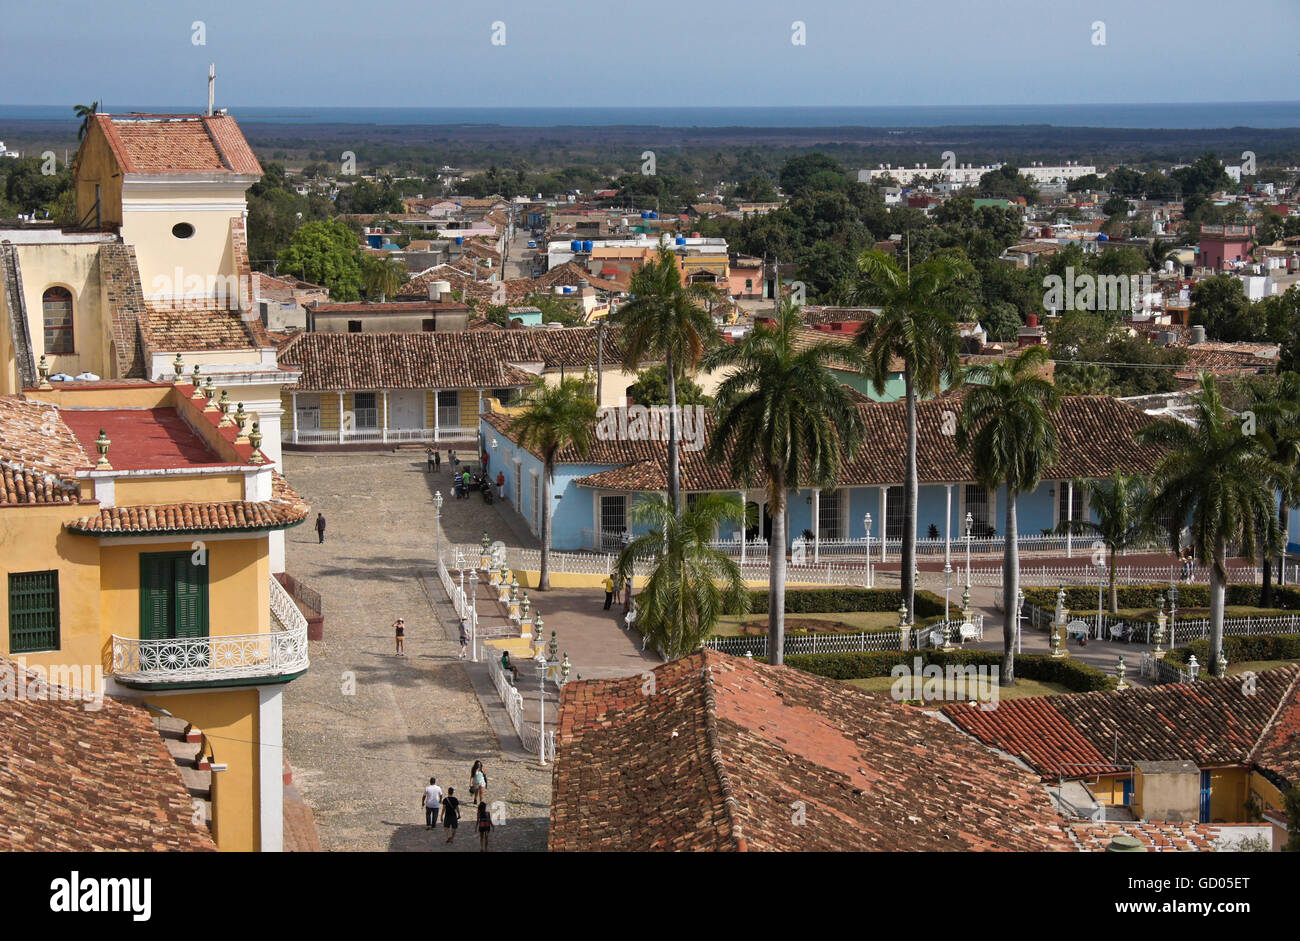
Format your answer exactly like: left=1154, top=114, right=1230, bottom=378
left=623, top=577, right=632, bottom=614
left=477, top=802, right=493, bottom=852
left=470, top=760, right=487, bottom=806
left=394, top=617, right=406, bottom=656
left=459, top=619, right=469, bottom=660
left=461, top=469, right=471, bottom=497
left=433, top=449, right=441, bottom=472
left=602, top=574, right=615, bottom=610
left=496, top=470, right=505, bottom=500
left=441, top=788, right=460, bottom=843
left=422, top=777, right=444, bottom=830
left=426, top=447, right=436, bottom=473
left=315, top=513, right=326, bottom=544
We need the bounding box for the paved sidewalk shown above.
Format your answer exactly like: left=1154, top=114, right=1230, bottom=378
left=280, top=452, right=552, bottom=852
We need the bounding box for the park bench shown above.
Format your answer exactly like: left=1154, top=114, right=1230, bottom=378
left=1109, top=622, right=1133, bottom=643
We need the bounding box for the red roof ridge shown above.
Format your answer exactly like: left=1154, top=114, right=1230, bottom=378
left=699, top=655, right=748, bottom=851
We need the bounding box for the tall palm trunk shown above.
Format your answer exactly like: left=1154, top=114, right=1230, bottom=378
left=768, top=472, right=787, bottom=666
left=1209, top=533, right=1227, bottom=677
left=903, top=370, right=918, bottom=623
left=1002, top=492, right=1019, bottom=685
left=1281, top=500, right=1291, bottom=589
left=538, top=456, right=554, bottom=591
left=1109, top=546, right=1119, bottom=614
left=666, top=348, right=681, bottom=514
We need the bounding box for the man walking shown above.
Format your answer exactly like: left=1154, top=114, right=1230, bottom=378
left=459, top=619, right=469, bottom=660
left=315, top=513, right=326, bottom=544
left=602, top=573, right=615, bottom=610
left=496, top=470, right=505, bottom=501
left=441, top=787, right=461, bottom=843
left=422, top=777, right=444, bottom=830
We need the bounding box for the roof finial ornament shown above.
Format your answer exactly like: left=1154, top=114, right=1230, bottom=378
left=94, top=429, right=112, bottom=470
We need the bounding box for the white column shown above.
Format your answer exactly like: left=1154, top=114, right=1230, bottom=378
left=812, top=488, right=821, bottom=564
left=476, top=389, right=483, bottom=426
left=257, top=686, right=284, bottom=852
left=336, top=391, right=344, bottom=444
left=739, top=490, right=746, bottom=567
left=291, top=391, right=299, bottom=445
left=1066, top=480, right=1074, bottom=558
left=433, top=389, right=441, bottom=442
left=945, top=484, right=953, bottom=568
left=381, top=390, right=389, bottom=443
left=879, top=486, right=888, bottom=562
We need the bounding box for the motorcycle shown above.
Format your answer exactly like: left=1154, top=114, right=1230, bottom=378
left=480, top=475, right=494, bottom=504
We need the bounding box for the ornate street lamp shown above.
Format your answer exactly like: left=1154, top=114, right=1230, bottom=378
left=943, top=561, right=952, bottom=622
left=964, top=511, right=974, bottom=590
left=533, top=649, right=548, bottom=765
left=468, top=569, right=478, bottom=660
left=863, top=513, right=872, bottom=587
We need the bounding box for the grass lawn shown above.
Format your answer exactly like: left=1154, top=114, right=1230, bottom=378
left=715, top=612, right=908, bottom=636
left=1227, top=660, right=1300, bottom=676
left=845, top=675, right=1074, bottom=701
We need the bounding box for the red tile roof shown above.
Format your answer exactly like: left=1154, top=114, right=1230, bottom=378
left=0, top=659, right=216, bottom=851
left=91, top=114, right=262, bottom=176
left=944, top=666, right=1300, bottom=782
left=0, top=396, right=91, bottom=506
left=58, top=407, right=225, bottom=471
left=1067, top=821, right=1244, bottom=852
left=550, top=649, right=1076, bottom=852
left=139, top=303, right=271, bottom=354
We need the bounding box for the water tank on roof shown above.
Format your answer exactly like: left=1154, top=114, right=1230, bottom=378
left=571, top=240, right=582, bottom=252
left=563, top=286, right=573, bottom=294
left=649, top=211, right=658, bottom=220
left=1190, top=325, right=1207, bottom=344
left=455, top=236, right=463, bottom=245
left=1097, top=233, right=1108, bottom=241
left=640, top=211, right=650, bottom=219
left=582, top=240, right=593, bottom=252
left=675, top=236, right=686, bottom=245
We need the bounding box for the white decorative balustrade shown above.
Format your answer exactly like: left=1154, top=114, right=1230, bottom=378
left=111, top=577, right=310, bottom=684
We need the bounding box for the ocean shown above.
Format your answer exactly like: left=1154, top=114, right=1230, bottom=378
left=1, top=102, right=1298, bottom=129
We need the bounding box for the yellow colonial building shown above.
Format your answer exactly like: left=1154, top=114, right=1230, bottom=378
left=0, top=371, right=309, bottom=851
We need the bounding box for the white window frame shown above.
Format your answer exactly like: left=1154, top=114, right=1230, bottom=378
left=818, top=488, right=842, bottom=541
left=1054, top=481, right=1089, bottom=531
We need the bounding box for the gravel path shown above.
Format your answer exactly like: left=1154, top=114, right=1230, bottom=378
left=280, top=452, right=552, bottom=852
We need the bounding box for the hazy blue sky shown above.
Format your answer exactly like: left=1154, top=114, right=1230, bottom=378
left=2, top=0, right=1298, bottom=108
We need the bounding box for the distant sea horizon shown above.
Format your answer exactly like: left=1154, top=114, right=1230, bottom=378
left=1, top=101, right=1298, bottom=130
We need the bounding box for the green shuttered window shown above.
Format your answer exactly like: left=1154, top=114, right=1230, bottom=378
left=9, top=571, right=60, bottom=653
left=139, top=552, right=209, bottom=640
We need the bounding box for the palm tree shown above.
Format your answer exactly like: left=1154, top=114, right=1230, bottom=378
left=1138, top=373, right=1282, bottom=677
left=509, top=378, right=598, bottom=590
left=1245, top=372, right=1300, bottom=607
left=360, top=255, right=406, bottom=302
left=613, top=494, right=749, bottom=658
left=74, top=102, right=99, bottom=141
left=1056, top=473, right=1158, bottom=613
left=610, top=246, right=716, bottom=513
left=702, top=298, right=865, bottom=666
left=849, top=248, right=973, bottom=625
left=957, top=345, right=1060, bottom=685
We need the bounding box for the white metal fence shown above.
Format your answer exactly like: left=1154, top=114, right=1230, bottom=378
left=286, top=425, right=478, bottom=445
left=438, top=552, right=480, bottom=660
left=962, top=564, right=1263, bottom=588
left=487, top=656, right=554, bottom=762
left=703, top=615, right=983, bottom=659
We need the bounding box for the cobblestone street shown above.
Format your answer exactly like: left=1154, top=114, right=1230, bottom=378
left=280, top=451, right=552, bottom=852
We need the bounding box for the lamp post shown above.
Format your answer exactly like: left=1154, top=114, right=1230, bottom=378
left=863, top=513, right=873, bottom=588
left=533, top=649, right=548, bottom=765
left=1015, top=588, right=1025, bottom=654
left=468, top=570, right=479, bottom=661
left=964, top=511, right=973, bottom=591
left=433, top=491, right=444, bottom=562
left=943, top=561, right=952, bottom=622
left=1096, top=560, right=1106, bottom=641
left=1169, top=581, right=1179, bottom=644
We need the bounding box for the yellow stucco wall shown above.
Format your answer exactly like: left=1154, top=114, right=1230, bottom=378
left=112, top=474, right=246, bottom=504
left=98, top=536, right=269, bottom=641
left=120, top=196, right=244, bottom=305
left=148, top=686, right=261, bottom=852
left=73, top=125, right=125, bottom=227
left=1210, top=767, right=1249, bottom=822
left=16, top=242, right=111, bottom=379
left=0, top=504, right=104, bottom=669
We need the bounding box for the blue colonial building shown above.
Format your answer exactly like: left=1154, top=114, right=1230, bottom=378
left=480, top=392, right=1176, bottom=560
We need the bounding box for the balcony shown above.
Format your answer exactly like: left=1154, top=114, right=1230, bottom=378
left=110, top=578, right=310, bottom=687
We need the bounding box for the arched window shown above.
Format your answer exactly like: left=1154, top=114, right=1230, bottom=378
left=42, top=287, right=74, bottom=354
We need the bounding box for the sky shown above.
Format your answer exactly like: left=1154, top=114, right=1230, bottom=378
left=2, top=0, right=1298, bottom=109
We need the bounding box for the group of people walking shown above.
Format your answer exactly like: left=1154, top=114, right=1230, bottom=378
left=421, top=760, right=494, bottom=850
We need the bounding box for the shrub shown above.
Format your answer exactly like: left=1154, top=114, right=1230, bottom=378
left=738, top=588, right=946, bottom=617
left=782, top=650, right=1116, bottom=692
left=1165, top=634, right=1300, bottom=666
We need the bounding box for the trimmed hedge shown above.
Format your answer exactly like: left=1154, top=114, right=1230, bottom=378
left=1024, top=584, right=1300, bottom=613
left=737, top=587, right=946, bottom=617
left=1165, top=634, right=1300, bottom=667
left=781, top=649, right=1116, bottom=692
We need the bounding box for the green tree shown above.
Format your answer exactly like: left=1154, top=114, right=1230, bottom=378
left=73, top=102, right=99, bottom=141
left=1138, top=374, right=1282, bottom=677
left=702, top=299, right=865, bottom=665
left=1058, top=474, right=1159, bottom=613
left=1191, top=275, right=1261, bottom=341
left=1244, top=372, right=1300, bottom=607
left=613, top=494, right=749, bottom=658
left=360, top=254, right=406, bottom=300
left=626, top=364, right=711, bottom=407
left=957, top=345, right=1060, bottom=684
left=277, top=220, right=363, bottom=301
left=981, top=300, right=1022, bottom=343
left=778, top=153, right=844, bottom=194
left=850, top=248, right=972, bottom=623
left=510, top=378, right=599, bottom=590
left=610, top=247, right=716, bottom=512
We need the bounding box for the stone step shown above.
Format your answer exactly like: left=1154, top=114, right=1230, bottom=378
left=165, top=737, right=202, bottom=767
left=152, top=715, right=191, bottom=741
left=179, top=766, right=212, bottom=800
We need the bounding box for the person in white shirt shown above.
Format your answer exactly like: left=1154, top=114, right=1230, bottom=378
left=422, top=777, right=444, bottom=830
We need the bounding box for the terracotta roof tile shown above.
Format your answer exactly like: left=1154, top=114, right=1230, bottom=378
left=91, top=114, right=261, bottom=176
left=550, top=650, right=1075, bottom=852
left=0, top=658, right=216, bottom=852
left=139, top=303, right=268, bottom=354
left=0, top=396, right=91, bottom=506
left=64, top=472, right=308, bottom=535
